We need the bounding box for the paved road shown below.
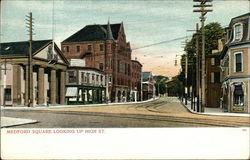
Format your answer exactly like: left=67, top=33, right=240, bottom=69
left=1, top=97, right=249, bottom=128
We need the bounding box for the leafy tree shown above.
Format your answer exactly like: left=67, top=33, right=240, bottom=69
left=153, top=76, right=169, bottom=95
left=179, top=22, right=225, bottom=97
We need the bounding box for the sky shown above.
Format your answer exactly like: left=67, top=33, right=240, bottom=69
left=1, top=0, right=249, bottom=77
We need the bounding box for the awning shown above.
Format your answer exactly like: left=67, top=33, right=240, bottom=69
left=66, top=87, right=78, bottom=97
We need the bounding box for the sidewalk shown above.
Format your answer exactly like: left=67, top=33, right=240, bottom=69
left=1, top=117, right=38, bottom=128
left=0, top=97, right=160, bottom=110
left=181, top=99, right=250, bottom=117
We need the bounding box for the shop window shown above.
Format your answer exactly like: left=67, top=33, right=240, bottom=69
left=235, top=53, right=242, bottom=72
left=4, top=88, right=11, bottom=101
left=233, top=85, right=244, bottom=106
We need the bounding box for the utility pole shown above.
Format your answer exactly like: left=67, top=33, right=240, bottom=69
left=26, top=12, right=34, bottom=107
left=193, top=0, right=212, bottom=112
left=195, top=23, right=200, bottom=112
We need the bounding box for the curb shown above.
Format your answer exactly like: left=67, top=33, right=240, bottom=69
left=1, top=117, right=38, bottom=128
left=0, top=97, right=160, bottom=110
left=180, top=99, right=250, bottom=117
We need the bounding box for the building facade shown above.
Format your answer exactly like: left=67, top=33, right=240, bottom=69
left=205, top=40, right=224, bottom=108
left=220, top=13, right=250, bottom=113
left=0, top=40, right=69, bottom=106
left=65, top=64, right=106, bottom=105
left=131, top=60, right=143, bottom=101
left=61, top=21, right=142, bottom=102
left=142, top=72, right=155, bottom=100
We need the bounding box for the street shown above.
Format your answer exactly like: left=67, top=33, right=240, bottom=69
left=1, top=97, right=249, bottom=128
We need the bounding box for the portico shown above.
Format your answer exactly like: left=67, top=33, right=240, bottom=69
left=0, top=40, right=69, bottom=106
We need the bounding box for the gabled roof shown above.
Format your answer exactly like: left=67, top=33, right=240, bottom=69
left=142, top=72, right=152, bottom=82
left=62, top=23, right=121, bottom=43
left=0, top=40, right=51, bottom=57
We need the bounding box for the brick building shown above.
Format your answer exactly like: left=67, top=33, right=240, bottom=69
left=131, top=59, right=143, bottom=101
left=205, top=53, right=222, bottom=108
left=61, top=21, right=142, bottom=102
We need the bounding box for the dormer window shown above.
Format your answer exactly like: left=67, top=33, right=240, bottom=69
left=234, top=23, right=243, bottom=41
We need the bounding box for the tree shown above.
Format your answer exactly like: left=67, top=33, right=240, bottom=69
left=153, top=75, right=169, bottom=96
left=179, top=22, right=225, bottom=97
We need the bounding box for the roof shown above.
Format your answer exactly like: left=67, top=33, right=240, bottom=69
left=142, top=72, right=152, bottom=82
left=226, top=12, right=250, bottom=45
left=62, top=23, right=121, bottom=43
left=0, top=40, right=51, bottom=57
left=68, top=66, right=105, bottom=74
left=131, top=60, right=143, bottom=67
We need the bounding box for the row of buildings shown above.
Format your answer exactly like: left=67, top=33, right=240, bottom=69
left=0, top=21, right=156, bottom=106
left=204, top=13, right=250, bottom=113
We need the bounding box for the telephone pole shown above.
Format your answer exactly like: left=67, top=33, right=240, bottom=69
left=195, top=23, right=201, bottom=112
left=193, top=0, right=212, bottom=112
left=26, top=12, right=34, bottom=107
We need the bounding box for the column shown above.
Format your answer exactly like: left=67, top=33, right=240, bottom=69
left=50, top=69, right=56, bottom=105
left=60, top=71, right=66, bottom=105
left=38, top=67, right=45, bottom=105
left=25, top=65, right=29, bottom=106
left=12, top=64, right=18, bottom=106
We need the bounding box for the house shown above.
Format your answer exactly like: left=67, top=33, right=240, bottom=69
left=220, top=13, right=250, bottom=113
left=61, top=21, right=142, bottom=103
left=142, top=72, right=155, bottom=100
left=65, top=59, right=106, bottom=105
left=0, top=40, right=69, bottom=106
left=205, top=39, right=223, bottom=108
left=131, top=59, right=143, bottom=101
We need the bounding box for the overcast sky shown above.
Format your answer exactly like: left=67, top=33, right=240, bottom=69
left=1, top=0, right=249, bottom=76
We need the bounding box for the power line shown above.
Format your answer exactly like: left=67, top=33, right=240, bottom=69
left=132, top=35, right=192, bottom=50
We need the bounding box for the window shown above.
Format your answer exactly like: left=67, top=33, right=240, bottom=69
left=211, top=58, right=215, bottom=65
left=214, top=72, right=220, bottom=83
left=87, top=45, right=92, bottom=51
left=99, top=63, right=104, bottom=70
left=96, top=75, right=99, bottom=82
left=215, top=58, right=220, bottom=66
left=109, top=76, right=112, bottom=83
left=92, top=74, right=95, bottom=81
left=211, top=72, right=214, bottom=83
left=76, top=46, right=80, bottom=52
left=235, top=53, right=242, bottom=72
left=86, top=73, right=90, bottom=83
left=4, top=88, right=11, bottom=101
left=81, top=72, right=85, bottom=83
left=234, top=24, right=242, bottom=41
left=234, top=85, right=244, bottom=106
left=100, top=44, right=104, bottom=51
left=68, top=71, right=76, bottom=83
left=101, top=76, right=103, bottom=82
